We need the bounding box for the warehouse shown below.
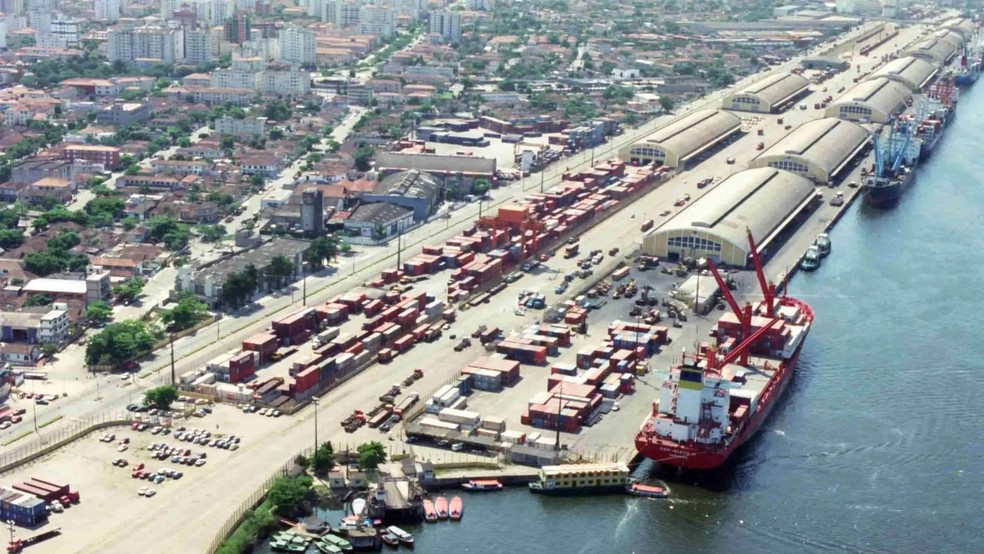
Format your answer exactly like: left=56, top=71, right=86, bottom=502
left=641, top=168, right=817, bottom=266
left=944, top=17, right=976, bottom=41
left=904, top=37, right=958, bottom=65
left=932, top=29, right=966, bottom=50
left=750, top=117, right=870, bottom=184
left=721, top=72, right=810, bottom=113
left=825, top=77, right=911, bottom=123
left=865, top=56, right=938, bottom=92
left=618, top=109, right=742, bottom=168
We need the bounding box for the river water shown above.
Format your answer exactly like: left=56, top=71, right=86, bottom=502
left=257, top=85, right=984, bottom=554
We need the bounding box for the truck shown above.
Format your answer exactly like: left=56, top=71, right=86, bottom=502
left=563, top=243, right=579, bottom=258
left=394, top=393, right=420, bottom=416
left=640, top=219, right=655, bottom=232
left=368, top=407, right=393, bottom=429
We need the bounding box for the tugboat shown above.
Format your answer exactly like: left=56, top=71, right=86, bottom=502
left=800, top=245, right=821, bottom=272
left=813, top=233, right=831, bottom=257
left=627, top=482, right=669, bottom=498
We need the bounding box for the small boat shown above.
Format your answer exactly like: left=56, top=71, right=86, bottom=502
left=386, top=526, right=414, bottom=546
left=462, top=479, right=503, bottom=491
left=318, top=534, right=354, bottom=552
left=315, top=542, right=343, bottom=554
left=449, top=496, right=463, bottom=521
left=269, top=531, right=308, bottom=553
left=423, top=499, right=438, bottom=522
left=800, top=245, right=821, bottom=271
left=813, top=233, right=831, bottom=257
left=351, top=498, right=367, bottom=517
left=627, top=482, right=668, bottom=498
left=380, top=531, right=400, bottom=548
left=434, top=496, right=449, bottom=519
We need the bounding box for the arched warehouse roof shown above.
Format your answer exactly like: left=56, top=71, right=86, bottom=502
left=825, top=77, right=911, bottom=123
left=642, top=168, right=817, bottom=266
left=722, top=72, right=810, bottom=113
left=905, top=37, right=958, bottom=65
left=932, top=29, right=966, bottom=50
left=618, top=109, right=742, bottom=168
left=749, top=118, right=870, bottom=184
left=866, top=56, right=938, bottom=92
left=943, top=17, right=976, bottom=41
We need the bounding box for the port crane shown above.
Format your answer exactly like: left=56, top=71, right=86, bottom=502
left=871, top=121, right=913, bottom=180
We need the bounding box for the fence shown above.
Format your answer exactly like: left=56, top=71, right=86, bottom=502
left=0, top=410, right=133, bottom=475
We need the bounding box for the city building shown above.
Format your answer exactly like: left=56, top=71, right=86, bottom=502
left=214, top=116, right=267, bottom=137
left=344, top=202, right=414, bottom=241
left=95, top=0, right=122, bottom=22
left=0, top=305, right=68, bottom=345
left=358, top=5, right=396, bottom=38
left=20, top=266, right=111, bottom=306
left=50, top=18, right=81, bottom=48
left=361, top=169, right=442, bottom=222
left=96, top=102, right=152, bottom=127
left=224, top=11, right=251, bottom=44
left=374, top=152, right=496, bottom=188
left=108, top=26, right=179, bottom=65
left=183, top=28, right=213, bottom=65
left=63, top=144, right=123, bottom=170
left=278, top=24, right=316, bottom=66
left=300, top=188, right=324, bottom=236
left=429, top=10, right=461, bottom=43
left=618, top=109, right=742, bottom=168
left=174, top=238, right=310, bottom=307
left=642, top=168, right=817, bottom=266
left=750, top=117, right=870, bottom=184
left=260, top=64, right=312, bottom=96
left=12, top=159, right=72, bottom=184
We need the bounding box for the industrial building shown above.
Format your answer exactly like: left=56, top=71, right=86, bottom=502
left=904, top=36, right=958, bottom=65
left=943, top=17, right=976, bottom=41
left=750, top=117, right=870, bottom=184
left=825, top=77, right=911, bottom=123
left=360, top=169, right=443, bottom=222
left=865, top=56, right=938, bottom=92
left=374, top=152, right=495, bottom=188
left=300, top=188, right=324, bottom=236
left=932, top=29, right=966, bottom=50
left=641, top=168, right=817, bottom=266
left=618, top=109, right=742, bottom=168
left=721, top=72, right=810, bottom=113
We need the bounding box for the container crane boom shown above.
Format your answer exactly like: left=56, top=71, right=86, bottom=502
left=746, top=229, right=775, bottom=317
left=716, top=316, right=781, bottom=369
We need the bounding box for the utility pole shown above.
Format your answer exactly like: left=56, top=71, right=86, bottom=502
left=170, top=334, right=176, bottom=385
left=313, top=396, right=320, bottom=461
left=554, top=380, right=563, bottom=451
left=396, top=232, right=403, bottom=271
left=540, top=170, right=545, bottom=193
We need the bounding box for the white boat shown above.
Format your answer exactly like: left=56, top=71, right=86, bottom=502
left=351, top=498, right=366, bottom=518
left=814, top=233, right=831, bottom=257
left=386, top=526, right=414, bottom=546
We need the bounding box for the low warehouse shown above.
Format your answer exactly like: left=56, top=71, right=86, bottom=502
left=865, top=56, right=938, bottom=92
left=641, top=167, right=817, bottom=266
left=904, top=37, right=958, bottom=65
left=825, top=77, right=911, bottom=123
left=944, top=17, right=976, bottom=41
left=721, top=72, right=810, bottom=113
left=750, top=117, right=870, bottom=184
left=618, top=109, right=741, bottom=168
left=932, top=29, right=965, bottom=50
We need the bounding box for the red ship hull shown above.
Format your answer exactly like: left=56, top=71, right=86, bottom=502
left=635, top=299, right=811, bottom=470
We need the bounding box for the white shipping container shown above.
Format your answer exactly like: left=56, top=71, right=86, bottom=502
left=197, top=383, right=216, bottom=395
left=420, top=417, right=460, bottom=431
left=335, top=352, right=355, bottom=370
left=534, top=436, right=557, bottom=450
left=431, top=384, right=454, bottom=403
left=179, top=369, right=203, bottom=385
left=481, top=416, right=506, bottom=432
left=501, top=430, right=526, bottom=444
left=424, top=400, right=441, bottom=414
left=363, top=333, right=382, bottom=348
left=438, top=408, right=481, bottom=426
left=192, top=372, right=216, bottom=386
left=438, top=387, right=461, bottom=407
left=527, top=431, right=542, bottom=443
left=448, top=396, right=468, bottom=410
left=424, top=300, right=444, bottom=316
left=353, top=351, right=372, bottom=367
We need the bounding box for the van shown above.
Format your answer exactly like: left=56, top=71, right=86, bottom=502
left=451, top=442, right=465, bottom=452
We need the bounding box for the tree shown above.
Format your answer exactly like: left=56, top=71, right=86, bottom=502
left=25, top=293, right=52, bottom=307
left=219, top=134, right=235, bottom=151
left=659, top=96, right=675, bottom=112
left=41, top=343, right=59, bottom=359
left=160, top=294, right=208, bottom=331
left=268, top=475, right=312, bottom=519
left=114, top=277, right=145, bottom=303
left=264, top=100, right=292, bottom=121
left=86, top=300, right=113, bottom=324
left=195, top=224, right=226, bottom=243
left=85, top=320, right=159, bottom=366
left=312, top=441, right=336, bottom=475
left=305, top=235, right=339, bottom=269
left=354, top=145, right=375, bottom=172
left=265, top=256, right=294, bottom=289
left=144, top=385, right=179, bottom=410
left=249, top=173, right=265, bottom=189
left=0, top=229, right=24, bottom=249
left=294, top=454, right=310, bottom=469
left=357, top=441, right=387, bottom=471
left=269, top=128, right=285, bottom=141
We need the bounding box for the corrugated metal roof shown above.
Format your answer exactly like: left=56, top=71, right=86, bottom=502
left=830, top=77, right=910, bottom=115
left=729, top=72, right=810, bottom=106
left=753, top=117, right=870, bottom=177
left=630, top=109, right=742, bottom=162
left=867, top=56, right=938, bottom=91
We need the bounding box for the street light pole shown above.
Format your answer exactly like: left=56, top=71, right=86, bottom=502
left=313, top=396, right=319, bottom=460
left=170, top=333, right=176, bottom=386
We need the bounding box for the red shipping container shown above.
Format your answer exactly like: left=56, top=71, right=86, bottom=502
left=345, top=342, right=364, bottom=356
left=364, top=299, right=384, bottom=316
left=393, top=335, right=414, bottom=352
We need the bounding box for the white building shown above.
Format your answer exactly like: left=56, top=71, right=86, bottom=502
left=214, top=115, right=267, bottom=136
left=38, top=304, right=69, bottom=345
left=429, top=10, right=461, bottom=43
left=108, top=26, right=179, bottom=64
left=26, top=10, right=50, bottom=33
left=464, top=0, right=488, bottom=10
left=95, top=0, right=122, bottom=22
left=184, top=28, right=213, bottom=65
left=358, top=5, right=396, bottom=38
left=392, top=0, right=425, bottom=19
left=278, top=24, right=316, bottom=66
left=160, top=0, right=181, bottom=20
left=0, top=17, right=6, bottom=50
left=260, top=66, right=312, bottom=96
left=212, top=67, right=260, bottom=89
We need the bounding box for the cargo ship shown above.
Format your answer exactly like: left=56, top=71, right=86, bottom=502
left=862, top=119, right=921, bottom=208
left=917, top=77, right=957, bottom=161
left=635, top=232, right=813, bottom=470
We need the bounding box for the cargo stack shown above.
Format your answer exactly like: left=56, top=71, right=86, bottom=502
left=521, top=382, right=601, bottom=432
left=495, top=339, right=548, bottom=365
left=242, top=332, right=279, bottom=363
left=271, top=307, right=321, bottom=345
left=0, top=487, right=48, bottom=526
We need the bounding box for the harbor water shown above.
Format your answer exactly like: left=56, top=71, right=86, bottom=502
left=259, top=85, right=984, bottom=553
